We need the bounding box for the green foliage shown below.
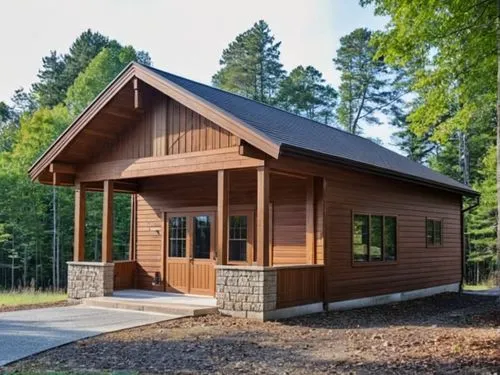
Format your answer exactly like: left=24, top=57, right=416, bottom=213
left=276, top=65, right=337, bottom=124
left=361, top=0, right=498, bottom=284
left=32, top=30, right=110, bottom=108
left=333, top=28, right=406, bottom=135
left=361, top=0, right=495, bottom=142
left=212, top=20, right=285, bottom=104
left=7, top=106, right=70, bottom=168
left=0, top=31, right=144, bottom=289
left=65, top=44, right=143, bottom=116
left=468, top=147, right=496, bottom=259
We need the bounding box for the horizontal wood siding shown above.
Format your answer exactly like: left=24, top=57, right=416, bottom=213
left=314, top=177, right=324, bottom=265
left=271, top=174, right=307, bottom=265
left=113, top=260, right=136, bottom=290
left=98, top=89, right=239, bottom=163
left=269, top=156, right=462, bottom=303
left=324, top=168, right=462, bottom=302
left=276, top=266, right=324, bottom=308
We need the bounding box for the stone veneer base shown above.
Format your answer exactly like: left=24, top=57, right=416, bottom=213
left=215, top=265, right=277, bottom=321
left=67, top=261, right=114, bottom=299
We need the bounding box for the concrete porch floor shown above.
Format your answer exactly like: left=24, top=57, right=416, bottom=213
left=82, top=289, right=218, bottom=316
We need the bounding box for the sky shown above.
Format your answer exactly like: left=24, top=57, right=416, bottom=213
left=0, top=0, right=398, bottom=149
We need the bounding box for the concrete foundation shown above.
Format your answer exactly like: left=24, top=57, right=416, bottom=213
left=67, top=261, right=114, bottom=299
left=327, top=282, right=460, bottom=311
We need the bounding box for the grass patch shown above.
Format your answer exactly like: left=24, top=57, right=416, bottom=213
left=0, top=291, right=67, bottom=307
left=463, top=283, right=494, bottom=291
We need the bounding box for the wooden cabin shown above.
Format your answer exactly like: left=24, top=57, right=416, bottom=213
left=29, top=62, right=477, bottom=320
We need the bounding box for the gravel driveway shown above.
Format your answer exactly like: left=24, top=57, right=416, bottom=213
left=0, top=305, right=179, bottom=366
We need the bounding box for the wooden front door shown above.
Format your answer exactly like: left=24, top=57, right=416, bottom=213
left=165, top=212, right=215, bottom=295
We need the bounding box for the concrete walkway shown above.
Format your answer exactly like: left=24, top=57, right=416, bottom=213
left=0, top=304, right=179, bottom=366
left=82, top=289, right=218, bottom=316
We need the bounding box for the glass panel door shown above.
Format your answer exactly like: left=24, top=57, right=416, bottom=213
left=168, top=216, right=187, bottom=257
left=193, top=215, right=211, bottom=259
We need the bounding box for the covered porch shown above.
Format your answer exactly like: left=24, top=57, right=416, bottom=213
left=67, top=163, right=326, bottom=320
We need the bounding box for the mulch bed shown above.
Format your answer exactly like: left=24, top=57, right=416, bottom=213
left=0, top=300, right=76, bottom=313
left=4, top=293, right=500, bottom=374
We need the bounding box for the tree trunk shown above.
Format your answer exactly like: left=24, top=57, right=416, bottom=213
left=496, top=0, right=500, bottom=287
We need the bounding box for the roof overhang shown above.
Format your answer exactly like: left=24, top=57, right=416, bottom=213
left=29, top=62, right=280, bottom=182
left=280, top=145, right=479, bottom=197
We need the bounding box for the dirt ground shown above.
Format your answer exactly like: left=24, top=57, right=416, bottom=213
left=4, top=293, right=500, bottom=374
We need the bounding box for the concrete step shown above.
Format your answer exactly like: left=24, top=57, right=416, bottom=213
left=82, top=297, right=218, bottom=317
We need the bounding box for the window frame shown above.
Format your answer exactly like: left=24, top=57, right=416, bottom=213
left=425, top=217, right=443, bottom=248
left=227, top=209, right=254, bottom=265
left=351, top=211, right=398, bottom=266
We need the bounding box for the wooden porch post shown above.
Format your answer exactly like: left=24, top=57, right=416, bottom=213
left=129, top=193, right=137, bottom=261
left=73, top=182, right=86, bottom=261
left=256, top=166, right=270, bottom=266
left=217, top=170, right=229, bottom=265
left=102, top=180, right=114, bottom=263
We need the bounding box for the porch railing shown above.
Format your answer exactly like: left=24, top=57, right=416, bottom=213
left=114, top=260, right=136, bottom=290
left=275, top=265, right=324, bottom=309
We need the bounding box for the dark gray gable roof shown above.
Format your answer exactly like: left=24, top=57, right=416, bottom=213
left=142, top=64, right=477, bottom=196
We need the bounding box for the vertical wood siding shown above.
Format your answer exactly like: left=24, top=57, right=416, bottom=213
left=98, top=91, right=240, bottom=163
left=113, top=260, right=136, bottom=290
left=276, top=266, right=324, bottom=309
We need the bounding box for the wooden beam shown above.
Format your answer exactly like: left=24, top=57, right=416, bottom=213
left=270, top=169, right=308, bottom=180
left=129, top=193, right=137, bottom=261
left=73, top=183, right=86, bottom=261
left=84, top=180, right=138, bottom=193
left=216, top=170, right=229, bottom=265
left=133, top=78, right=142, bottom=110
left=239, top=143, right=267, bottom=160
left=51, top=172, right=74, bottom=186
left=102, top=107, right=138, bottom=120
left=81, top=128, right=117, bottom=140
left=256, top=166, right=270, bottom=266
left=102, top=180, right=114, bottom=263
left=77, top=147, right=264, bottom=182
left=49, top=162, right=75, bottom=175
left=306, top=176, right=315, bottom=264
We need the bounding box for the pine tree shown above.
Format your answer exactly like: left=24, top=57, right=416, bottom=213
left=276, top=65, right=337, bottom=124
left=212, top=20, right=285, bottom=104
left=334, top=28, right=405, bottom=135
left=32, top=30, right=110, bottom=108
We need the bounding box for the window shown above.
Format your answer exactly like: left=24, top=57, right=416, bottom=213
left=229, top=215, right=248, bottom=262
left=353, top=214, right=397, bottom=263
left=168, top=216, right=186, bottom=257
left=426, top=218, right=442, bottom=247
